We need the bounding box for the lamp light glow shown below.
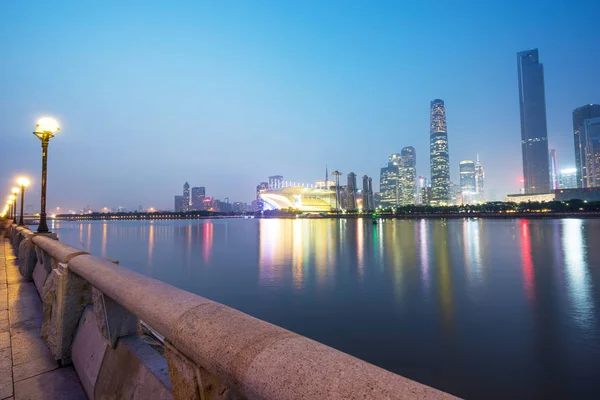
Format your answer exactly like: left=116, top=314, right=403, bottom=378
left=17, top=177, right=30, bottom=187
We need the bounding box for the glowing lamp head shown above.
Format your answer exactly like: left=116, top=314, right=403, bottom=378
left=9, top=195, right=15, bottom=201
left=17, top=177, right=30, bottom=187
left=34, top=117, right=60, bottom=139
left=12, top=187, right=18, bottom=194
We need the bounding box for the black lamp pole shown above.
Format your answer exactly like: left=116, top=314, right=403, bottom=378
left=37, top=137, right=50, bottom=233
left=13, top=198, right=17, bottom=221
left=18, top=185, right=25, bottom=226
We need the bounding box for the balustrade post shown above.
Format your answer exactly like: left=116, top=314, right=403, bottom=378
left=41, top=262, right=92, bottom=365
left=165, top=341, right=237, bottom=400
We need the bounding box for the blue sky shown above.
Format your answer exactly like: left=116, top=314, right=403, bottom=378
left=1, top=0, right=599, bottom=210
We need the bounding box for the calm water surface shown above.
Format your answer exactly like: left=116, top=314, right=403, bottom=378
left=47, top=218, right=600, bottom=399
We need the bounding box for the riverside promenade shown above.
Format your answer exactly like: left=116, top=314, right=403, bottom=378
left=1, top=221, right=458, bottom=400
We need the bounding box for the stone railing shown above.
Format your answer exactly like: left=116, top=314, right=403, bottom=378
left=7, top=224, right=456, bottom=399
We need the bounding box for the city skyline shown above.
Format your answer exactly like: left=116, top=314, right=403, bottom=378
left=2, top=1, right=599, bottom=210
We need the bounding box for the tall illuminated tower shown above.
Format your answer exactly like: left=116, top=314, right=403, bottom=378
left=183, top=182, right=190, bottom=212
left=400, top=146, right=416, bottom=205
left=430, top=99, right=450, bottom=205
left=573, top=104, right=600, bottom=187
left=475, top=155, right=485, bottom=202
left=517, top=49, right=550, bottom=194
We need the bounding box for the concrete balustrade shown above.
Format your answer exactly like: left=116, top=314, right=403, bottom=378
left=6, top=223, right=457, bottom=399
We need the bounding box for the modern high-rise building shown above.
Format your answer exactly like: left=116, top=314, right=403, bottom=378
left=174, top=195, right=185, bottom=212
left=183, top=182, right=190, bottom=212
left=549, top=149, right=559, bottom=190
left=559, top=168, right=577, bottom=189
left=346, top=172, right=358, bottom=209
left=191, top=187, right=206, bottom=211
left=572, top=104, right=600, bottom=187
left=361, top=175, right=374, bottom=210
left=416, top=176, right=429, bottom=205
left=430, top=99, right=450, bottom=205
left=517, top=49, right=550, bottom=194
left=380, top=153, right=402, bottom=207
left=459, top=160, right=476, bottom=204
left=573, top=105, right=600, bottom=188
left=268, top=175, right=283, bottom=189
left=582, top=117, right=600, bottom=187
left=475, top=156, right=485, bottom=203
left=400, top=146, right=416, bottom=205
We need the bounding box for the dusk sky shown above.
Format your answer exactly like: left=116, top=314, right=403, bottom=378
left=2, top=0, right=599, bottom=211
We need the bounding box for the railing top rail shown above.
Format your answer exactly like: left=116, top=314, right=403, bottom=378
left=32, top=235, right=88, bottom=263
left=67, top=253, right=455, bottom=400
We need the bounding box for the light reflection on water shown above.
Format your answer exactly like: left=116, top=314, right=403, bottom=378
left=48, top=217, right=600, bottom=399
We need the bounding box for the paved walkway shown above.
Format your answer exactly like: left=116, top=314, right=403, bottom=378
left=1, top=238, right=86, bottom=400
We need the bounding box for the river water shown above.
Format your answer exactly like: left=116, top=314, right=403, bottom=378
left=45, top=218, right=600, bottom=399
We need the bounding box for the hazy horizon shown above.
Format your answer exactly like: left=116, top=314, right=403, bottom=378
left=2, top=0, right=599, bottom=211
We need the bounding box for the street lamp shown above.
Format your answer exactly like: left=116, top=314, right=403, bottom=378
left=8, top=197, right=15, bottom=221
left=33, top=117, right=60, bottom=233
left=11, top=188, right=18, bottom=220
left=17, top=177, right=30, bottom=226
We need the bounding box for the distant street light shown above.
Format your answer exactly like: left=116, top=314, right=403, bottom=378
left=17, top=177, right=30, bottom=226
left=33, top=117, right=60, bottom=233
left=11, top=188, right=18, bottom=220
left=8, top=195, right=16, bottom=221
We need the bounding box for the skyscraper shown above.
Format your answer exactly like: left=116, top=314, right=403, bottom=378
left=191, top=187, right=206, bottom=211
left=475, top=156, right=485, bottom=203
left=517, top=49, right=550, bottom=194
left=582, top=117, right=600, bottom=187
left=459, top=160, right=476, bottom=204
left=416, top=176, right=429, bottom=205
left=399, top=146, right=416, bottom=205
left=174, top=195, right=185, bottom=212
left=573, top=104, right=600, bottom=187
left=559, top=168, right=577, bottom=189
left=362, top=175, right=374, bottom=210
left=430, top=99, right=450, bottom=205
left=347, top=172, right=357, bottom=209
left=268, top=175, right=283, bottom=189
left=379, top=153, right=401, bottom=207
left=183, top=182, right=190, bottom=212
left=362, top=175, right=369, bottom=210
left=549, top=149, right=559, bottom=190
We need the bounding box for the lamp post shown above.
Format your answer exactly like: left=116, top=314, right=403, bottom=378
left=33, top=117, right=60, bottom=233
left=11, top=188, right=18, bottom=221
left=10, top=195, right=17, bottom=221
left=8, top=197, right=15, bottom=221
left=17, top=178, right=30, bottom=226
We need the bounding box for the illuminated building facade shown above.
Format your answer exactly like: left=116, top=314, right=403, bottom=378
left=347, top=172, right=357, bottom=209
left=430, top=99, right=450, bottom=205
left=260, top=186, right=336, bottom=212
left=191, top=187, right=206, bottom=211
left=183, top=182, right=190, bottom=212
left=572, top=104, right=600, bottom=188
left=380, top=153, right=401, bottom=207
left=400, top=146, right=416, bottom=205
left=475, top=156, right=485, bottom=203
left=268, top=175, right=283, bottom=189
left=549, top=149, right=559, bottom=190
left=559, top=168, right=577, bottom=189
left=416, top=176, right=428, bottom=205
left=517, top=49, right=550, bottom=194
left=582, top=117, right=600, bottom=187
left=459, top=160, right=476, bottom=204
left=362, top=175, right=374, bottom=210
